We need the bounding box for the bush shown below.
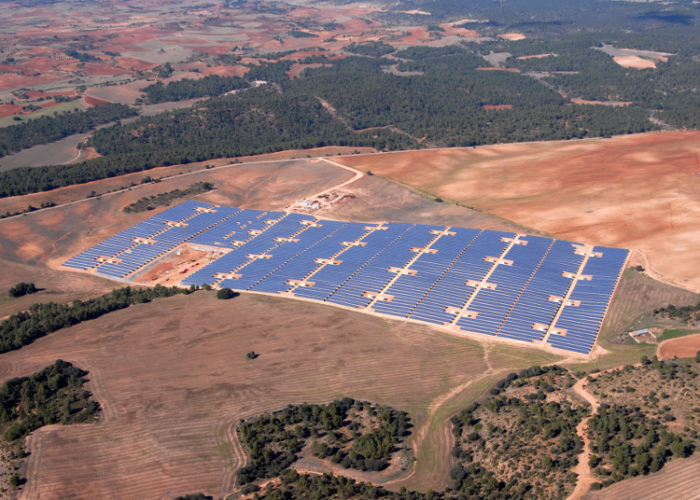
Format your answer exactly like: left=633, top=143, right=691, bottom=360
left=8, top=282, right=38, bottom=297
left=216, top=288, right=237, bottom=300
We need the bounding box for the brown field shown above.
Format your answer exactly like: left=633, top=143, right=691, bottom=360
left=570, top=98, right=632, bottom=107
left=0, top=146, right=375, bottom=216
left=613, top=55, right=656, bottom=69
left=0, top=292, right=558, bottom=498
left=499, top=33, right=527, bottom=41
left=598, top=270, right=697, bottom=345
left=335, top=131, right=700, bottom=293
left=482, top=104, right=513, bottom=111
left=476, top=67, right=521, bottom=73
left=584, top=453, right=700, bottom=500
left=658, top=333, right=700, bottom=360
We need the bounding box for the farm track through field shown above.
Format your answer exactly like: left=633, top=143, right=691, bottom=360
left=567, top=377, right=600, bottom=500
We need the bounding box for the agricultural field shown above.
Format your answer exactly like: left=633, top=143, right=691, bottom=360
left=0, top=0, right=698, bottom=498
left=336, top=131, right=700, bottom=293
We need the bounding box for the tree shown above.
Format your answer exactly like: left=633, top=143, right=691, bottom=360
left=216, top=288, right=237, bottom=300
left=8, top=282, right=38, bottom=297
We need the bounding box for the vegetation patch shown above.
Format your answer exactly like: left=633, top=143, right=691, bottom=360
left=654, top=301, right=700, bottom=325
left=236, top=398, right=410, bottom=485
left=586, top=357, right=699, bottom=488
left=7, top=282, right=38, bottom=298
left=449, top=366, right=586, bottom=499
left=123, top=182, right=214, bottom=213
left=0, top=360, right=100, bottom=441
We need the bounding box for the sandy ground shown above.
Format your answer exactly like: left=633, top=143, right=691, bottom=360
left=657, top=333, right=700, bottom=360
left=613, top=56, right=656, bottom=69
left=335, top=131, right=700, bottom=293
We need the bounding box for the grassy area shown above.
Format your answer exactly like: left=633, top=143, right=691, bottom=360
left=658, top=328, right=700, bottom=343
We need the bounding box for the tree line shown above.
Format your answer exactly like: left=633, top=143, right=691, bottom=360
left=0, top=285, right=194, bottom=353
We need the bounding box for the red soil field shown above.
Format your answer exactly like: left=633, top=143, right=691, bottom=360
left=0, top=103, right=22, bottom=118
left=83, top=95, right=110, bottom=107
left=82, top=62, right=126, bottom=76
left=115, top=57, right=157, bottom=72
left=38, top=100, right=61, bottom=109
left=658, top=334, right=700, bottom=360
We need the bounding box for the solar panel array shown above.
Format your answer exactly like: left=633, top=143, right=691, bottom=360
left=64, top=202, right=628, bottom=355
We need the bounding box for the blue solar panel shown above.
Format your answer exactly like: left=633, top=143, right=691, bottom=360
left=63, top=202, right=627, bottom=355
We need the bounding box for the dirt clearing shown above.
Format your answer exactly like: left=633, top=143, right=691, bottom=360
left=335, top=131, right=700, bottom=292
left=613, top=55, right=656, bottom=69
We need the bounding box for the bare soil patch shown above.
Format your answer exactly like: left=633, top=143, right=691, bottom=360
left=335, top=131, right=700, bottom=292
left=658, top=333, right=700, bottom=360
left=613, top=56, right=656, bottom=69
left=570, top=98, right=632, bottom=107
left=476, top=67, right=521, bottom=73
left=499, top=33, right=527, bottom=41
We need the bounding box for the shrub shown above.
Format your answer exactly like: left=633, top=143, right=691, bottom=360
left=216, top=288, right=237, bottom=300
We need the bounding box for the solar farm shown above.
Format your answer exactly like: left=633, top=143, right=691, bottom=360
left=63, top=201, right=628, bottom=356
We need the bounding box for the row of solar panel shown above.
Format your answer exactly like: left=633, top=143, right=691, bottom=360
left=64, top=202, right=628, bottom=355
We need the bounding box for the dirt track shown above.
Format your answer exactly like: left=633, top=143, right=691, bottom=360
left=336, top=131, right=700, bottom=292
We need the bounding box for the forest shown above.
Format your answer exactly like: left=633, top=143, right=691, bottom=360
left=0, top=360, right=100, bottom=441
left=0, top=103, right=136, bottom=157
left=236, top=398, right=410, bottom=485
left=0, top=285, right=194, bottom=353
left=140, top=75, right=248, bottom=103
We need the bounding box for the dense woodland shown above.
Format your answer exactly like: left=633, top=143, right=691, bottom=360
left=140, top=75, right=248, bottom=103
left=236, top=398, right=410, bottom=485
left=0, top=360, right=100, bottom=441
left=0, top=285, right=193, bottom=353
left=0, top=103, right=136, bottom=157
left=123, top=182, right=214, bottom=213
